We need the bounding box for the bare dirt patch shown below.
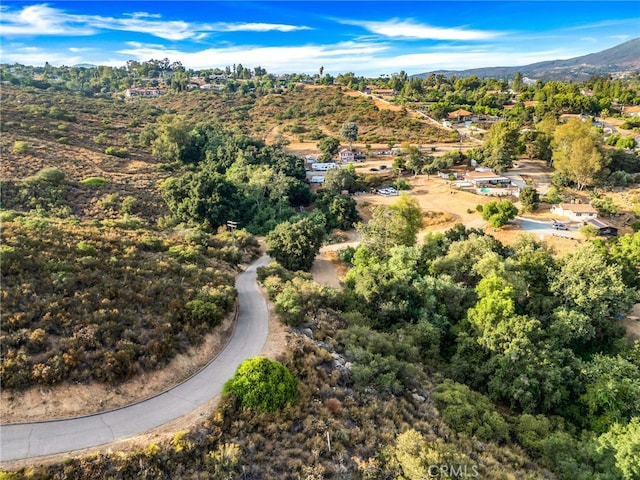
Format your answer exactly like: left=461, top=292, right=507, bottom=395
left=311, top=251, right=342, bottom=289
left=355, top=176, right=492, bottom=234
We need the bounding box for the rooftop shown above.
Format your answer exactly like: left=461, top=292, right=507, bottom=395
left=556, top=203, right=597, bottom=213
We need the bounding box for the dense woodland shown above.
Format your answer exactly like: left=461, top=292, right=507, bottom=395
left=1, top=60, right=640, bottom=478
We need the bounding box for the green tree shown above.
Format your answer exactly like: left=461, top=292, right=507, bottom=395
left=223, top=357, right=297, bottom=411
left=598, top=418, right=640, bottom=480
left=550, top=242, right=635, bottom=321
left=340, top=122, right=358, bottom=150
left=580, top=355, right=640, bottom=433
left=519, top=187, right=540, bottom=212
left=318, top=136, right=340, bottom=161
left=552, top=117, right=606, bottom=190
left=325, top=194, right=360, bottom=230
left=405, top=145, right=427, bottom=176
left=481, top=122, right=521, bottom=172
left=357, top=194, right=423, bottom=259
left=388, top=193, right=424, bottom=245
left=609, top=231, right=640, bottom=288
left=265, top=215, right=325, bottom=271
left=274, top=277, right=336, bottom=326
left=511, top=71, right=524, bottom=92
left=392, top=156, right=406, bottom=177
left=151, top=114, right=192, bottom=163
left=481, top=200, right=518, bottom=228
left=345, top=246, right=441, bottom=327
left=522, top=130, right=552, bottom=162
left=314, top=190, right=359, bottom=230
left=322, top=167, right=355, bottom=193
left=433, top=380, right=510, bottom=443
left=487, top=343, right=580, bottom=413
left=161, top=169, right=244, bottom=230
left=591, top=196, right=618, bottom=217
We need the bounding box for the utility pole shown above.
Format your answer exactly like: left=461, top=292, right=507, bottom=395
left=226, top=220, right=238, bottom=248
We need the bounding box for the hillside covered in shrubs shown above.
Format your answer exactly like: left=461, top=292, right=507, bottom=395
left=0, top=211, right=259, bottom=389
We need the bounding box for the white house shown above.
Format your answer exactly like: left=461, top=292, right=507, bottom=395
left=339, top=149, right=355, bottom=162
left=125, top=88, right=163, bottom=98
left=550, top=203, right=598, bottom=221
left=465, top=171, right=511, bottom=187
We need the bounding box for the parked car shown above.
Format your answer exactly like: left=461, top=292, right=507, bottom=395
left=369, top=167, right=379, bottom=171
left=377, top=187, right=399, bottom=196
left=552, top=222, right=568, bottom=230
left=379, top=165, right=387, bottom=170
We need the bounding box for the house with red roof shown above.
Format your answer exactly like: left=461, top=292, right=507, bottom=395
left=448, top=109, right=473, bottom=122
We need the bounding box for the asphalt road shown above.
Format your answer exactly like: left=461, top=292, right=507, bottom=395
left=0, top=255, right=271, bottom=463
left=514, top=217, right=578, bottom=239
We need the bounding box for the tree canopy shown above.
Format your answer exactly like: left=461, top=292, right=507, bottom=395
left=265, top=215, right=326, bottom=271
left=552, top=118, right=607, bottom=190
left=481, top=200, right=518, bottom=228
left=340, top=122, right=358, bottom=149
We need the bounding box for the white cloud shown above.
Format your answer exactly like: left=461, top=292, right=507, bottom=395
left=126, top=12, right=163, bottom=20
left=372, top=48, right=573, bottom=72
left=1, top=4, right=95, bottom=36
left=342, top=18, right=503, bottom=40
left=90, top=16, right=198, bottom=41
left=1, top=38, right=605, bottom=76
left=0, top=4, right=311, bottom=40
left=116, top=41, right=389, bottom=73
left=113, top=41, right=590, bottom=76
left=609, top=34, right=632, bottom=42
left=216, top=23, right=311, bottom=33
left=0, top=45, right=84, bottom=66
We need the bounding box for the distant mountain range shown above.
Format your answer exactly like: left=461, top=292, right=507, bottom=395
left=413, top=38, right=640, bottom=81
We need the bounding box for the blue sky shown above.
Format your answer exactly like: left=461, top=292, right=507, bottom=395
left=1, top=1, right=638, bottom=77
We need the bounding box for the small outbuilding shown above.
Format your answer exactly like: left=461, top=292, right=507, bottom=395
left=584, top=218, right=618, bottom=236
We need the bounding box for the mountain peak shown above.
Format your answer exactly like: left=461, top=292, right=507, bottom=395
left=413, top=38, right=640, bottom=81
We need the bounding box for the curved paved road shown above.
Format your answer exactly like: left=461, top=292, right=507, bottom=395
left=0, top=255, right=271, bottom=463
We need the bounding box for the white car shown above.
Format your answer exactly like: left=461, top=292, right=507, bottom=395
left=377, top=187, right=399, bottom=196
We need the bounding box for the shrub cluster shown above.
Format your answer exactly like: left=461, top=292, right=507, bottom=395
left=0, top=216, right=240, bottom=389
left=104, top=146, right=129, bottom=158
left=223, top=357, right=298, bottom=411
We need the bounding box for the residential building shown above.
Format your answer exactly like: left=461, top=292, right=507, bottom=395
left=550, top=203, right=598, bottom=221
left=448, top=109, right=473, bottom=122
left=464, top=171, right=511, bottom=187
left=125, top=88, right=163, bottom=98
left=339, top=149, right=355, bottom=162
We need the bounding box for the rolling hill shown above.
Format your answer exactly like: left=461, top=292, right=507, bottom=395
left=414, top=37, right=640, bottom=81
